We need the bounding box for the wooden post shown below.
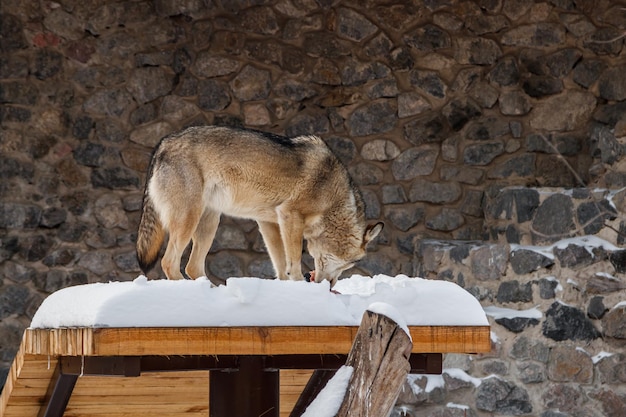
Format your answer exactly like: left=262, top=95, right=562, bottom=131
left=335, top=310, right=413, bottom=417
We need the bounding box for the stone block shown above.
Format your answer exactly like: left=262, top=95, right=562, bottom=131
left=547, top=345, right=593, bottom=383
left=476, top=377, right=532, bottom=415
left=603, top=304, right=626, bottom=339
left=470, top=244, right=508, bottom=280
left=543, top=302, right=600, bottom=341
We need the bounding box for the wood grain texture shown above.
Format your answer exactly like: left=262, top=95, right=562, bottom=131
left=22, top=326, right=491, bottom=356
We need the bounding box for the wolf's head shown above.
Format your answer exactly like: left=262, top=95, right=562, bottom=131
left=307, top=221, right=383, bottom=287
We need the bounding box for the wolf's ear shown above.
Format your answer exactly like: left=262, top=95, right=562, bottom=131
left=364, top=222, right=384, bottom=244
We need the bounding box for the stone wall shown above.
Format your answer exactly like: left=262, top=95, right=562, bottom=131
left=1, top=0, right=626, bottom=414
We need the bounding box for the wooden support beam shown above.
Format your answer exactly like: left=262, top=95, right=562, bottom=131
left=289, top=370, right=335, bottom=417
left=209, top=356, right=279, bottom=417
left=336, top=310, right=413, bottom=417
left=39, top=372, right=78, bottom=417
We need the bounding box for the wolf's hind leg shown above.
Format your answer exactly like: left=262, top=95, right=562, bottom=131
left=258, top=221, right=287, bottom=280
left=186, top=210, right=220, bottom=279
left=161, top=206, right=203, bottom=280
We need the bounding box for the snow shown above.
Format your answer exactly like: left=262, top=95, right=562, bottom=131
left=592, top=351, right=614, bottom=364
left=30, top=274, right=488, bottom=329
left=483, top=306, right=543, bottom=320
left=408, top=368, right=482, bottom=395
left=301, top=365, right=353, bottom=417
left=510, top=235, right=620, bottom=260
left=366, top=302, right=411, bottom=341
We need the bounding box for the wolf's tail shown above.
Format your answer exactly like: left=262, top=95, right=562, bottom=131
left=136, top=193, right=165, bottom=274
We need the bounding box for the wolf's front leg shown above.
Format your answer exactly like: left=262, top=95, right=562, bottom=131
left=258, top=221, right=288, bottom=280
left=277, top=207, right=305, bottom=281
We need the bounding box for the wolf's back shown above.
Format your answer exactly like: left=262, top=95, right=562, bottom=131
left=136, top=192, right=165, bottom=273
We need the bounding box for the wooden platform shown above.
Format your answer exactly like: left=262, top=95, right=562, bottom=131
left=1, top=326, right=490, bottom=417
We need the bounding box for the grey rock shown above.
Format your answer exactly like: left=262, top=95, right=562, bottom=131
left=460, top=189, right=484, bottom=217
left=0, top=14, right=27, bottom=51
left=78, top=251, right=115, bottom=276
left=33, top=48, right=64, bottom=80
left=382, top=185, right=407, bottom=204
left=544, top=48, right=582, bottom=77
left=409, top=180, right=462, bottom=204
left=303, top=32, right=351, bottom=59
left=530, top=90, right=596, bottom=131
left=154, top=0, right=207, bottom=16
left=0, top=55, right=29, bottom=78
left=466, top=117, right=510, bottom=141
left=0, top=81, right=39, bottom=105
left=501, top=23, right=566, bottom=47
left=397, top=92, right=431, bottom=118
left=348, top=162, right=384, bottom=185
left=510, top=336, right=550, bottom=362
left=488, top=56, right=520, bottom=86
left=518, top=361, right=546, bottom=384
left=539, top=278, right=559, bottom=299
left=409, top=69, right=447, bottom=98
left=426, top=208, right=464, bottom=231
left=496, top=316, right=540, bottom=333
left=442, top=98, right=482, bottom=131
left=532, top=194, right=575, bottom=242
left=488, top=154, right=535, bottom=179
left=91, top=167, right=140, bottom=190
left=455, top=37, right=502, bottom=65
left=97, top=119, right=126, bottom=142
left=463, top=142, right=504, bottom=166
left=192, top=53, right=239, bottom=78
left=74, top=142, right=105, bottom=167
left=83, top=88, right=134, bottom=117
left=361, top=140, right=400, bottom=161
left=341, top=60, right=390, bottom=86
left=72, top=115, right=94, bottom=139
left=573, top=59, right=608, bottom=88
left=603, top=304, right=626, bottom=339
left=230, top=65, right=271, bottom=101
left=40, top=207, right=67, bottom=228
left=523, top=75, right=563, bottom=98
left=404, top=24, right=451, bottom=51
left=497, top=280, right=533, bottom=303
left=285, top=112, right=329, bottom=137
left=58, top=223, right=88, bottom=243
left=42, top=248, right=76, bottom=267
left=588, top=296, right=608, bottom=319
left=211, top=225, right=248, bottom=252
left=466, top=13, right=509, bottom=35
left=476, top=377, right=532, bottom=415
left=237, top=6, right=278, bottom=35
left=326, top=136, right=356, bottom=165
left=554, top=244, right=593, bottom=268
left=548, top=345, right=593, bottom=383
left=0, top=203, right=41, bottom=229
left=336, top=8, right=377, bottom=42
left=498, top=90, right=531, bottom=115
left=361, top=189, right=381, bottom=220
left=598, top=65, right=626, bottom=101
left=126, top=67, right=174, bottom=104
left=0, top=285, right=30, bottom=320
left=525, top=133, right=582, bottom=156
left=198, top=79, right=231, bottom=111
left=392, top=146, right=439, bottom=180
left=578, top=200, right=616, bottom=235
left=470, top=244, right=508, bottom=280
left=543, top=301, right=601, bottom=341
left=610, top=250, right=626, bottom=273
left=384, top=206, right=424, bottom=232
left=542, top=384, right=584, bottom=414
left=348, top=100, right=397, bottom=136
left=584, top=27, right=624, bottom=55
left=403, top=113, right=448, bottom=145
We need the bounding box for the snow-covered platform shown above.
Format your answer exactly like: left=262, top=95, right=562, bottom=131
left=1, top=275, right=490, bottom=417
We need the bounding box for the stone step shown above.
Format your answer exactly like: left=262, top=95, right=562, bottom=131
left=483, top=186, right=626, bottom=246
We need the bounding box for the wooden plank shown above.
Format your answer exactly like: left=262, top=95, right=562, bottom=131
left=23, top=326, right=491, bottom=356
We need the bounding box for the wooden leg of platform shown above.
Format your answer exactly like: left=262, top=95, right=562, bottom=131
left=209, top=356, right=279, bottom=417
left=40, top=373, right=78, bottom=417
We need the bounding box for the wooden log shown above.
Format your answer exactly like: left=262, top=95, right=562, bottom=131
left=335, top=309, right=413, bottom=417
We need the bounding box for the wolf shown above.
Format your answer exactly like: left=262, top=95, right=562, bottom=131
left=136, top=125, right=383, bottom=286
